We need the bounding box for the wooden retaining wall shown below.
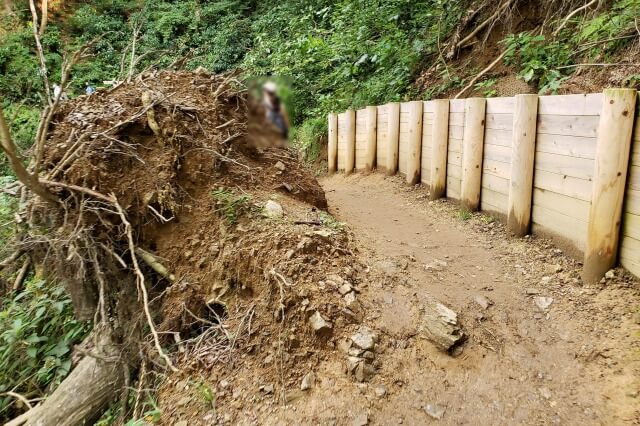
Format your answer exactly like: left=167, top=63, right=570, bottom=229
left=330, top=89, right=639, bottom=283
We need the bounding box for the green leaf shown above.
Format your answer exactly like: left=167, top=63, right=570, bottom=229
left=26, top=347, right=38, bottom=358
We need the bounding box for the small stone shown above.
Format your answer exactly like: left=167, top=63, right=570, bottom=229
left=313, top=229, right=332, bottom=239
left=534, top=296, right=554, bottom=311
left=344, top=291, right=357, bottom=306
left=354, top=362, right=376, bottom=382
left=473, top=295, right=492, bottom=310
left=176, top=396, right=190, bottom=407
left=274, top=161, right=286, bottom=171
left=362, top=350, right=375, bottom=360
left=539, top=387, right=552, bottom=400
left=285, top=249, right=295, bottom=260
left=374, top=385, right=387, bottom=397
left=424, top=403, right=446, bottom=419
left=525, top=288, right=541, bottom=295
left=351, top=326, right=377, bottom=350
left=174, top=421, right=188, bottom=426
left=540, top=276, right=552, bottom=284
left=545, top=264, right=562, bottom=275
left=219, top=379, right=230, bottom=389
left=338, top=283, right=353, bottom=295
left=605, top=269, right=615, bottom=279
left=301, top=372, right=315, bottom=390
left=264, top=354, right=273, bottom=364
left=348, top=347, right=364, bottom=357
left=262, top=384, right=274, bottom=394
left=352, top=413, right=369, bottom=426
left=264, top=200, right=284, bottom=218
left=309, top=311, right=332, bottom=335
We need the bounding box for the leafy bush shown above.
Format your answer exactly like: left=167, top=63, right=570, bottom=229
left=211, top=188, right=252, bottom=224
left=501, top=33, right=572, bottom=94
left=0, top=278, right=90, bottom=421
left=291, top=117, right=327, bottom=163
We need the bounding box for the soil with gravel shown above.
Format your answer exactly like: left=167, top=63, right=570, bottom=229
left=261, top=173, right=639, bottom=426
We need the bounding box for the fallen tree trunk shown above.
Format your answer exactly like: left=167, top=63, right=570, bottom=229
left=7, top=331, right=132, bottom=426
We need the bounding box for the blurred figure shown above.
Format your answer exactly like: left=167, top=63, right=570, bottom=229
left=52, top=84, right=68, bottom=101
left=262, top=81, right=289, bottom=139
left=85, top=83, right=96, bottom=96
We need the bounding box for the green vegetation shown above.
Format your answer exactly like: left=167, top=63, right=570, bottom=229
left=0, top=278, right=89, bottom=419
left=211, top=187, right=252, bottom=224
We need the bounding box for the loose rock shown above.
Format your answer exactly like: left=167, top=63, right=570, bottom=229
left=534, top=296, right=554, bottom=311
left=374, top=385, right=387, bottom=397
left=274, top=161, right=286, bottom=171
left=424, top=403, right=446, bottom=419
left=473, top=295, right=492, bottom=310
left=421, top=300, right=463, bottom=351
left=301, top=372, right=315, bottom=391
left=352, top=413, right=369, bottom=426
left=264, top=200, right=284, bottom=218
left=309, top=311, right=332, bottom=335
left=351, top=326, right=377, bottom=351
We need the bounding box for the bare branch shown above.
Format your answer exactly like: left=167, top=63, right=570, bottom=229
left=28, top=0, right=51, bottom=105
left=0, top=103, right=58, bottom=204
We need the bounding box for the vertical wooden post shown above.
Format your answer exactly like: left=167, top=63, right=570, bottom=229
left=507, top=94, right=539, bottom=236
left=460, top=98, right=487, bottom=210
left=406, top=101, right=424, bottom=185
left=328, top=113, right=338, bottom=174
left=365, top=106, right=377, bottom=172
left=386, top=102, right=400, bottom=175
left=345, top=109, right=356, bottom=175
left=429, top=99, right=450, bottom=200
left=582, top=89, right=637, bottom=284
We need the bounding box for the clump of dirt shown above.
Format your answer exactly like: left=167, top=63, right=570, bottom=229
left=23, top=71, right=367, bottom=423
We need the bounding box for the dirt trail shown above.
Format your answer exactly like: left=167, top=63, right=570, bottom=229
left=273, top=173, right=640, bottom=425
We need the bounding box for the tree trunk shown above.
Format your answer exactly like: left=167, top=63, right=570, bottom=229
left=7, top=332, right=132, bottom=426
left=38, top=0, right=48, bottom=36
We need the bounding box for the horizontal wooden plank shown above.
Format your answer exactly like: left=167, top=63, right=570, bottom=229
left=423, top=101, right=436, bottom=113
left=628, top=165, right=640, bottom=190
left=532, top=203, right=587, bottom=250
left=485, top=114, right=512, bottom=131
left=535, top=152, right=595, bottom=181
left=481, top=173, right=509, bottom=195
left=484, top=128, right=513, bottom=147
left=619, top=251, right=640, bottom=278
left=532, top=188, right=590, bottom=222
left=449, top=151, right=462, bottom=166
left=536, top=133, right=597, bottom=160
left=483, top=159, right=510, bottom=180
left=537, top=115, right=600, bottom=138
left=449, top=112, right=465, bottom=126
left=447, top=176, right=461, bottom=199
left=447, top=163, right=462, bottom=180
left=480, top=187, right=508, bottom=213
left=624, top=189, right=640, bottom=216
left=486, top=97, right=515, bottom=114
left=449, top=125, right=464, bottom=140
left=534, top=169, right=592, bottom=202
left=622, top=212, right=640, bottom=240
left=484, top=143, right=511, bottom=163
left=448, top=138, right=462, bottom=153
left=538, top=93, right=602, bottom=116
left=450, top=99, right=465, bottom=113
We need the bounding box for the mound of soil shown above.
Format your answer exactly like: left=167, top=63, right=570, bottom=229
left=27, top=71, right=368, bottom=424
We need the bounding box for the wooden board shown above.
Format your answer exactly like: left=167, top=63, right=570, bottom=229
left=532, top=188, right=591, bottom=222
left=537, top=115, right=600, bottom=138
left=480, top=187, right=508, bottom=214
left=535, top=134, right=597, bottom=159
left=485, top=114, right=512, bottom=131
left=398, top=103, right=412, bottom=176
left=376, top=109, right=389, bottom=171
left=483, top=158, right=510, bottom=180
left=538, top=93, right=602, bottom=116
left=421, top=111, right=434, bottom=185
left=534, top=152, right=595, bottom=181
left=481, top=173, right=509, bottom=195
left=532, top=203, right=588, bottom=250
left=355, top=109, right=368, bottom=170
left=620, top=236, right=640, bottom=277
left=337, top=113, right=346, bottom=171
left=483, top=143, right=511, bottom=164
left=622, top=212, right=640, bottom=241
left=447, top=176, right=461, bottom=199
left=533, top=169, right=592, bottom=202
left=624, top=189, right=640, bottom=216
left=486, top=97, right=515, bottom=114
left=484, top=128, right=512, bottom=147
left=449, top=99, right=465, bottom=113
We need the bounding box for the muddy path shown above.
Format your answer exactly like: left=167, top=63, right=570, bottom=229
left=273, top=173, right=640, bottom=425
